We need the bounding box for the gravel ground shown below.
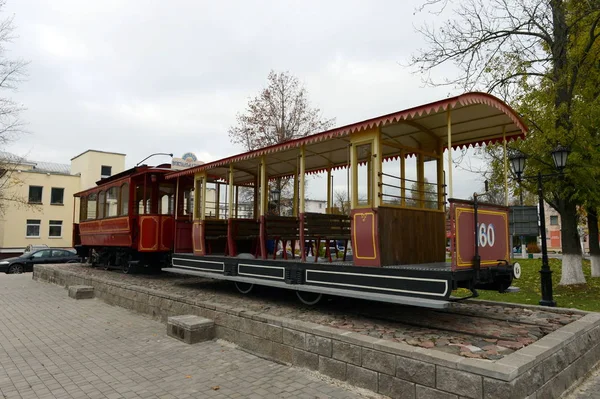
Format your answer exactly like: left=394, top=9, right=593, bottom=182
left=46, top=264, right=582, bottom=361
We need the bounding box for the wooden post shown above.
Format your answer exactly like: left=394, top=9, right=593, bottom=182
left=437, top=145, right=444, bottom=211
left=400, top=150, right=406, bottom=207
left=200, top=175, right=207, bottom=220
left=326, top=167, right=332, bottom=213
left=503, top=126, right=508, bottom=206
left=373, top=130, right=382, bottom=208
left=235, top=185, right=239, bottom=218
left=260, top=156, right=268, bottom=216
left=293, top=163, right=299, bottom=217
left=447, top=109, right=453, bottom=199
left=228, top=165, right=234, bottom=219
left=417, top=153, right=425, bottom=208
left=350, top=143, right=358, bottom=208
left=299, top=147, right=305, bottom=213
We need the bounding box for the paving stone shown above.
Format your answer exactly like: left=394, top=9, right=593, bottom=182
left=0, top=274, right=367, bottom=399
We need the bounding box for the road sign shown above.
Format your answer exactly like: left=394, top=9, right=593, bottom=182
left=509, top=206, right=539, bottom=236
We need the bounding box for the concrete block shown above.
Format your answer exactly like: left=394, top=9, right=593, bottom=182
left=318, top=356, right=347, bottom=381
left=361, top=348, right=395, bottom=375
left=306, top=333, right=332, bottom=357
left=292, top=348, right=319, bottom=371
left=332, top=340, right=361, bottom=366
left=68, top=285, right=94, bottom=299
left=416, top=385, right=458, bottom=399
left=269, top=342, right=293, bottom=365
left=378, top=374, right=415, bottom=399
left=396, top=356, right=435, bottom=387
left=167, top=315, right=214, bottom=344
left=436, top=367, right=483, bottom=399
left=542, top=349, right=569, bottom=383
left=283, top=328, right=306, bottom=349
left=346, top=364, right=378, bottom=392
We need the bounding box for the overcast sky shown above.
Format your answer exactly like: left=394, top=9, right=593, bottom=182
left=3, top=0, right=488, bottom=200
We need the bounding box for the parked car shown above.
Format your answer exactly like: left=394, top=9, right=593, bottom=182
left=0, top=249, right=81, bottom=274
left=23, top=244, right=49, bottom=253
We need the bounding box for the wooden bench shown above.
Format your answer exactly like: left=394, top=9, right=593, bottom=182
left=227, top=218, right=260, bottom=256
left=202, top=219, right=228, bottom=255
left=301, top=213, right=351, bottom=262
left=261, top=215, right=299, bottom=259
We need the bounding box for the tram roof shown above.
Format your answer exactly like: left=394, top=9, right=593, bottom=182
left=166, top=92, right=526, bottom=184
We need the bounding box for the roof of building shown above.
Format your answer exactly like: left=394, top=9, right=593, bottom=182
left=0, top=152, right=73, bottom=175
left=70, top=149, right=126, bottom=161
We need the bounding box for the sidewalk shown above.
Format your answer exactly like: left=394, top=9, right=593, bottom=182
left=0, top=274, right=372, bottom=399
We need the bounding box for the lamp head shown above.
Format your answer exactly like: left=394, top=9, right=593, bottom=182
left=551, top=145, right=570, bottom=172
left=509, top=150, right=527, bottom=179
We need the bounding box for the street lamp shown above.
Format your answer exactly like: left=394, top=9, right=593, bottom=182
left=269, top=188, right=281, bottom=215
left=509, top=146, right=570, bottom=307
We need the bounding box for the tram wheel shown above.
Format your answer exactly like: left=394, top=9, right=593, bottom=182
left=234, top=282, right=254, bottom=294
left=296, top=291, right=323, bottom=306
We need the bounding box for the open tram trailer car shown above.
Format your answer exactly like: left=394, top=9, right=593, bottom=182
left=163, top=92, right=527, bottom=309
left=73, top=164, right=194, bottom=272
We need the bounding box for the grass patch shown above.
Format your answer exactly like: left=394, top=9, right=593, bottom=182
left=452, top=258, right=600, bottom=312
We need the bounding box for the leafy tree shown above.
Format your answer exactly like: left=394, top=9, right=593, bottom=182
left=412, top=0, right=600, bottom=285
left=333, top=190, right=351, bottom=215
left=407, top=178, right=437, bottom=208
left=228, top=70, right=334, bottom=210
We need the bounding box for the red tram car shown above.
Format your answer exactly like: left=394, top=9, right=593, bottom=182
left=73, top=164, right=194, bottom=273
left=73, top=92, right=526, bottom=308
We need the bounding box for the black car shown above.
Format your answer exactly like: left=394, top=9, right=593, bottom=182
left=0, top=249, right=81, bottom=274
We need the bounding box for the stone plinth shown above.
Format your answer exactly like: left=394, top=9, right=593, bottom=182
left=167, top=315, right=214, bottom=344
left=68, top=285, right=94, bottom=299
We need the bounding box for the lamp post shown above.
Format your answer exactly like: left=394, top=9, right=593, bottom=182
left=509, top=145, right=570, bottom=307
left=135, top=152, right=174, bottom=166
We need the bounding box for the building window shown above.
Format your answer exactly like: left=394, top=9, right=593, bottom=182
left=550, top=215, right=559, bottom=226
left=26, top=219, right=41, bottom=237
left=28, top=186, right=43, bottom=203
left=87, top=193, right=97, bottom=220
left=101, top=165, right=112, bottom=179
left=51, top=187, right=64, bottom=205
left=49, top=220, right=62, bottom=237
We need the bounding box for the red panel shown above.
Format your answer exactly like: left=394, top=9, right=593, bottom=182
left=450, top=199, right=510, bottom=270
left=160, top=217, right=175, bottom=251
left=351, top=209, right=380, bottom=267
left=139, top=216, right=159, bottom=251
left=175, top=221, right=193, bottom=253
left=79, top=217, right=133, bottom=247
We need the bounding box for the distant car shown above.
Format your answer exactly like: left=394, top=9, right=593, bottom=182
left=23, top=244, right=49, bottom=253
left=0, top=249, right=81, bottom=274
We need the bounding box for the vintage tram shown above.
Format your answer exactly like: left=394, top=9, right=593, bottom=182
left=159, top=92, right=526, bottom=308
left=73, top=163, right=194, bottom=273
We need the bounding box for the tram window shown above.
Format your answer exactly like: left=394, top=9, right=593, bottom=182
left=120, top=183, right=129, bottom=215
left=87, top=193, right=97, bottom=220
left=423, top=158, right=439, bottom=209
left=184, top=189, right=194, bottom=215
left=79, top=196, right=88, bottom=221
left=159, top=184, right=174, bottom=215
left=106, top=187, right=119, bottom=217
left=354, top=142, right=372, bottom=207
left=404, top=156, right=418, bottom=208
left=98, top=191, right=106, bottom=219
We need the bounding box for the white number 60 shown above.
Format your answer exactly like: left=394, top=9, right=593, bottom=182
left=478, top=223, right=495, bottom=247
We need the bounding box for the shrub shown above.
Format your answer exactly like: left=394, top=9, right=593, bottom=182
left=527, top=242, right=541, bottom=253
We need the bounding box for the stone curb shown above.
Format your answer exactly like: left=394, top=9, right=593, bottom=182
left=33, top=265, right=600, bottom=399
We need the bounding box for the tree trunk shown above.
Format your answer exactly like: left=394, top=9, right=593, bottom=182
left=588, top=208, right=600, bottom=277
left=558, top=198, right=586, bottom=285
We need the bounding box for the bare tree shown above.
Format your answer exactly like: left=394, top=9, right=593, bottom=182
left=0, top=0, right=29, bottom=214
left=333, top=190, right=350, bottom=215
left=228, top=71, right=334, bottom=212
left=412, top=0, right=600, bottom=285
